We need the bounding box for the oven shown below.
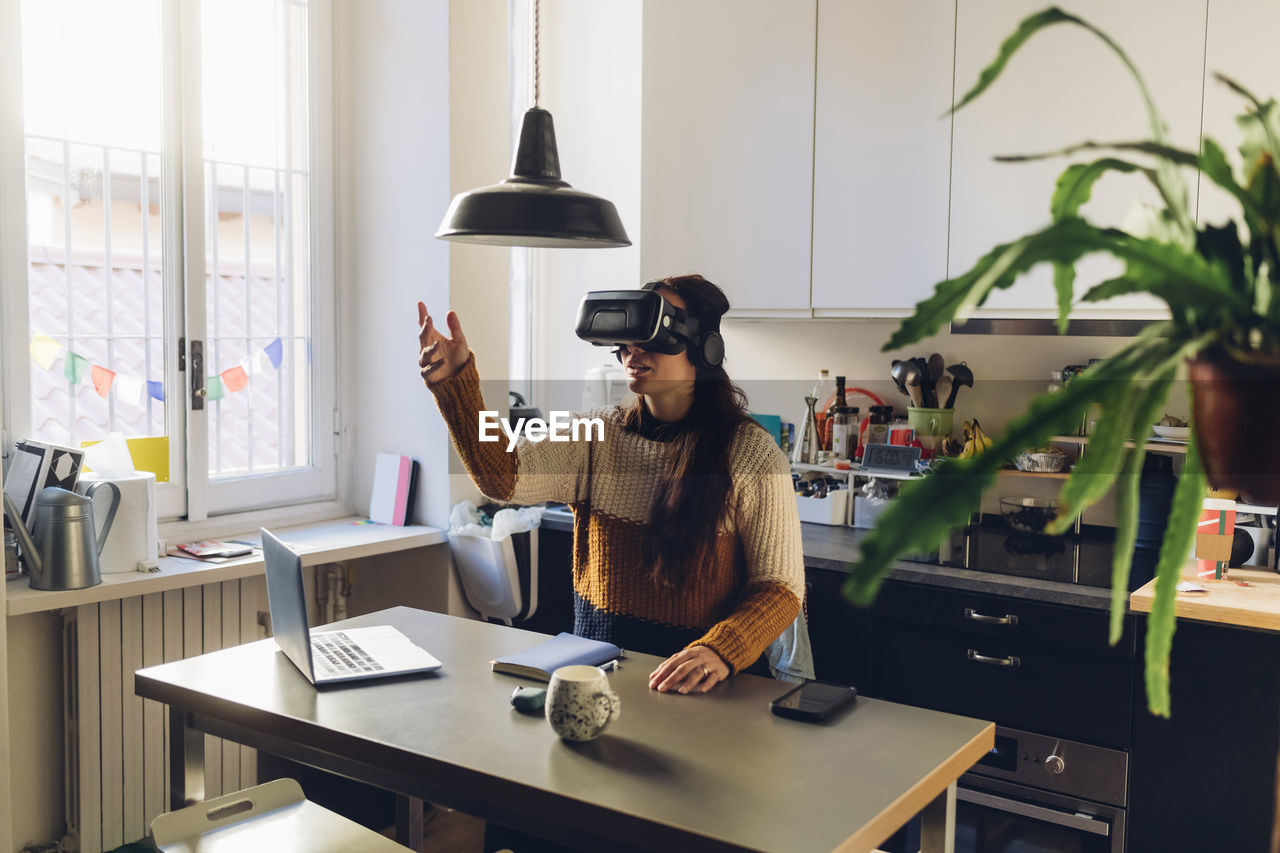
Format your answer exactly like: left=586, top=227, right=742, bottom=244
left=956, top=726, right=1126, bottom=853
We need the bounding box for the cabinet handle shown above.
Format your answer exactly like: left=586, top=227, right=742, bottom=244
left=967, top=649, right=1020, bottom=668
left=963, top=608, right=1018, bottom=626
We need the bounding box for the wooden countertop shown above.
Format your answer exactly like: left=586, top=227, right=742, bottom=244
left=1129, top=565, right=1280, bottom=632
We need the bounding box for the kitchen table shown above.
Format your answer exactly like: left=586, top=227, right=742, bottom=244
left=135, top=606, right=993, bottom=852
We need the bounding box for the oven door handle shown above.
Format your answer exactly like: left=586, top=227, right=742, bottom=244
left=957, top=787, right=1111, bottom=836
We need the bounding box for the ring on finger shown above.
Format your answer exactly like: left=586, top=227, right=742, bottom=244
left=699, top=663, right=710, bottom=679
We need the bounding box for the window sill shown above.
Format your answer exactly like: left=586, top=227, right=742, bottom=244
left=156, top=499, right=355, bottom=544
left=4, top=516, right=447, bottom=617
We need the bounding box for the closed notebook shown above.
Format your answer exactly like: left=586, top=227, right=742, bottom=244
left=491, top=632, right=622, bottom=681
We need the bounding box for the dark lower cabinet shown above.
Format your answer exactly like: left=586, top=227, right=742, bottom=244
left=874, top=620, right=1133, bottom=749
left=807, top=567, right=1280, bottom=852
left=805, top=566, right=878, bottom=691
left=1128, top=620, right=1280, bottom=853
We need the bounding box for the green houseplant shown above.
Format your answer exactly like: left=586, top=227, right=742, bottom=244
left=846, top=7, right=1280, bottom=716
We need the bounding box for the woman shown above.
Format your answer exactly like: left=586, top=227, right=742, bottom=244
left=418, top=275, right=805, bottom=694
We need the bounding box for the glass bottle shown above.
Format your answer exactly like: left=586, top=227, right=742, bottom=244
left=824, top=375, right=849, bottom=456
left=831, top=405, right=857, bottom=460
left=810, top=369, right=836, bottom=452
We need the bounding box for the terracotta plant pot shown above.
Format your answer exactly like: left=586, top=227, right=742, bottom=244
left=1188, top=344, right=1280, bottom=506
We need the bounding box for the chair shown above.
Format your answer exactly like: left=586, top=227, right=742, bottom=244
left=149, top=778, right=412, bottom=852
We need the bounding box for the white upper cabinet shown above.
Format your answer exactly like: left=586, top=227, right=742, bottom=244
left=639, top=0, right=816, bottom=317
left=811, top=0, right=956, bottom=317
left=1198, top=0, right=1280, bottom=230
left=948, top=0, right=1206, bottom=320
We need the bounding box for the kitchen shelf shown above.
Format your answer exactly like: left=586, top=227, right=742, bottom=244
left=999, top=469, right=1071, bottom=480
left=791, top=462, right=923, bottom=481
left=1049, top=434, right=1190, bottom=454
left=791, top=462, right=851, bottom=475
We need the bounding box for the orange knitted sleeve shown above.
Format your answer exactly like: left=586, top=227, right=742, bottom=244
left=427, top=353, right=590, bottom=505
left=686, top=426, right=804, bottom=673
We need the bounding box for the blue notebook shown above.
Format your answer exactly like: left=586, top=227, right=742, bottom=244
left=491, top=632, right=622, bottom=681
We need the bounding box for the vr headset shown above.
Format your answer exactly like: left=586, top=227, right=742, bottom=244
left=574, top=281, right=724, bottom=369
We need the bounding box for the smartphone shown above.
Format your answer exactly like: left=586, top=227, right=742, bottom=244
left=769, top=680, right=857, bottom=722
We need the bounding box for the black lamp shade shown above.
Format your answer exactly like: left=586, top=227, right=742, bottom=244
left=436, top=108, right=631, bottom=248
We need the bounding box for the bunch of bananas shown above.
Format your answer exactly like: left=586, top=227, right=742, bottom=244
left=957, top=419, right=992, bottom=459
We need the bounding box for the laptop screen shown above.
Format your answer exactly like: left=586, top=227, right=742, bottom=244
left=261, top=528, right=317, bottom=682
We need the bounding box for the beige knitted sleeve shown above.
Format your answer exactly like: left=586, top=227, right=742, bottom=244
left=427, top=353, right=589, bottom=505
left=688, top=424, right=804, bottom=672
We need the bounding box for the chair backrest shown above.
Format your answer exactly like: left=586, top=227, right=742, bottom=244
left=150, top=778, right=412, bottom=852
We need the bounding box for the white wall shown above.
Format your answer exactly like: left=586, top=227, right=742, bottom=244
left=444, top=0, right=514, bottom=513
left=335, top=0, right=453, bottom=529
left=532, top=0, right=643, bottom=416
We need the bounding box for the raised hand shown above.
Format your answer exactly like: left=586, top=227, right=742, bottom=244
left=417, top=302, right=470, bottom=384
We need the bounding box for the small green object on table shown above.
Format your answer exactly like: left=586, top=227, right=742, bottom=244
left=510, top=686, right=546, bottom=713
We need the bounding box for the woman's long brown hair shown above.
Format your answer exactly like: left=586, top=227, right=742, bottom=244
left=618, top=275, right=760, bottom=588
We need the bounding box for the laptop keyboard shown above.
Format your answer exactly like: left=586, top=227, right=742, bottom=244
left=312, top=632, right=386, bottom=677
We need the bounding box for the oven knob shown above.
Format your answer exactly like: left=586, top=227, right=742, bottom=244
left=1044, top=753, right=1065, bottom=775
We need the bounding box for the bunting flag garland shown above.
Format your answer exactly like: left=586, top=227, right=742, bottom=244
left=221, top=365, right=249, bottom=394
left=115, top=374, right=144, bottom=406
left=32, top=331, right=284, bottom=407
left=90, top=364, right=116, bottom=397
left=239, top=351, right=267, bottom=377
left=31, top=334, right=60, bottom=370
left=64, top=352, right=90, bottom=383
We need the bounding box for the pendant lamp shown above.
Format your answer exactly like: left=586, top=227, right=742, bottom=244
left=435, top=0, right=630, bottom=248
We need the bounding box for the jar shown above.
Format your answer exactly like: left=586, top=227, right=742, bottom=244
left=830, top=406, right=858, bottom=460
left=860, top=405, right=893, bottom=448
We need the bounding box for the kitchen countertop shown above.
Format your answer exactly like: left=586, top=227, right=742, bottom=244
left=540, top=506, right=1115, bottom=611
left=1129, top=565, right=1280, bottom=632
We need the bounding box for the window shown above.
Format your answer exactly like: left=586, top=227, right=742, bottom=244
left=6, top=0, right=335, bottom=520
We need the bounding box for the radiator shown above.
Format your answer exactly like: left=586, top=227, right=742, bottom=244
left=65, top=577, right=270, bottom=852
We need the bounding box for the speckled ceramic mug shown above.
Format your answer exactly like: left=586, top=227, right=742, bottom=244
left=546, top=665, right=621, bottom=742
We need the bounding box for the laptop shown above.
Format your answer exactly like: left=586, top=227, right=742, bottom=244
left=260, top=528, right=442, bottom=685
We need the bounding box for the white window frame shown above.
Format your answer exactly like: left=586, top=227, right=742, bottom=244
left=0, top=0, right=338, bottom=526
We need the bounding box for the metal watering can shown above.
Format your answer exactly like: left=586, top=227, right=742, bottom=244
left=2, top=483, right=120, bottom=590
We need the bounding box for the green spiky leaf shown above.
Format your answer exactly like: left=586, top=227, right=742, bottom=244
left=1144, top=434, right=1207, bottom=717
left=1108, top=367, right=1176, bottom=645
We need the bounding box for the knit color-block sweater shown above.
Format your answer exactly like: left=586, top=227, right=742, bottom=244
left=430, top=355, right=804, bottom=673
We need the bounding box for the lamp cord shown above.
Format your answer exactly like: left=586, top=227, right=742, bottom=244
left=532, top=0, right=541, bottom=107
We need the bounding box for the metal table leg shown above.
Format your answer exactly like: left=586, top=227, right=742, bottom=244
left=168, top=706, right=205, bottom=811
left=919, top=781, right=957, bottom=853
